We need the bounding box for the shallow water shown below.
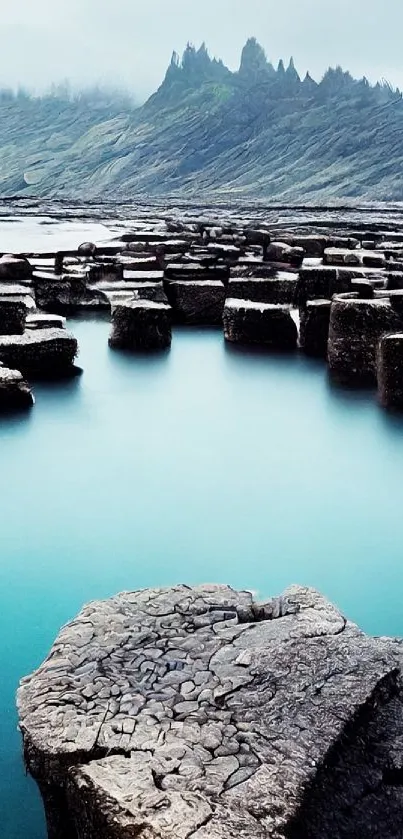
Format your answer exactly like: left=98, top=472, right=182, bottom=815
left=1, top=222, right=403, bottom=835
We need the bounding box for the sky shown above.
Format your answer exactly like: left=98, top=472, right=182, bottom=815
left=1, top=0, right=403, bottom=99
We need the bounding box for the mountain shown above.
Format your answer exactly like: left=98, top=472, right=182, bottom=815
left=0, top=40, right=402, bottom=202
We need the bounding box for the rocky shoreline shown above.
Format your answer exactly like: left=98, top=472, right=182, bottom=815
left=3, top=203, right=403, bottom=407
left=17, top=583, right=403, bottom=839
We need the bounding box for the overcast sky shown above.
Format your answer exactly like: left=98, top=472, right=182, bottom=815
left=1, top=0, right=402, bottom=98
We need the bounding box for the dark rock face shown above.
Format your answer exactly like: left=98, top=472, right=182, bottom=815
left=109, top=300, right=172, bottom=350
left=377, top=332, right=403, bottom=408
left=17, top=584, right=403, bottom=839
left=300, top=300, right=332, bottom=357
left=0, top=255, right=33, bottom=283
left=227, top=275, right=298, bottom=305
left=295, top=267, right=351, bottom=308
left=164, top=280, right=226, bottom=324
left=224, top=299, right=298, bottom=349
left=0, top=298, right=27, bottom=335
left=328, top=295, right=402, bottom=381
left=33, top=273, right=109, bottom=313
left=0, top=365, right=34, bottom=409
left=26, top=313, right=66, bottom=330
left=77, top=242, right=97, bottom=258
left=0, top=328, right=78, bottom=375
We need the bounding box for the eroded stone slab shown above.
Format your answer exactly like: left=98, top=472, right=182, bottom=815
left=17, top=584, right=403, bottom=839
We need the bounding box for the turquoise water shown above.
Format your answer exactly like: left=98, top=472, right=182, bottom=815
left=2, top=316, right=403, bottom=837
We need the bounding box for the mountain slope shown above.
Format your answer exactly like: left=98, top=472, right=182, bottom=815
left=0, top=41, right=402, bottom=201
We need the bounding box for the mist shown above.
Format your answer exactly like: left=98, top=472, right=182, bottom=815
left=1, top=0, right=403, bottom=99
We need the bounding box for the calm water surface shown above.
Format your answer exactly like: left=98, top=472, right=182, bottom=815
left=1, top=226, right=403, bottom=836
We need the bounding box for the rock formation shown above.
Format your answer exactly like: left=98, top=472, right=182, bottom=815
left=0, top=298, right=27, bottom=335
left=0, top=328, right=78, bottom=375
left=17, top=584, right=403, bottom=839
left=0, top=254, right=33, bottom=282
left=299, top=300, right=332, bottom=357
left=109, top=300, right=172, bottom=350
left=0, top=365, right=34, bottom=409
left=227, top=275, right=298, bottom=306
left=328, top=294, right=402, bottom=381
left=163, top=280, right=226, bottom=324
left=377, top=332, right=403, bottom=408
left=224, top=299, right=298, bottom=349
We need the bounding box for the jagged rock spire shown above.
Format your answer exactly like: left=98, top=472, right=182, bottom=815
left=286, top=57, right=300, bottom=82
left=239, top=38, right=269, bottom=77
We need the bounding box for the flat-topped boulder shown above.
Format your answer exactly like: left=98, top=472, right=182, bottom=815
left=17, top=584, right=403, bottom=839
left=101, top=281, right=168, bottom=305
left=328, top=294, right=402, bottom=381
left=324, top=248, right=386, bottom=269
left=0, top=365, right=34, bottom=409
left=26, top=313, right=66, bottom=330
left=0, top=328, right=78, bottom=375
left=164, top=280, right=226, bottom=324
left=109, top=300, right=172, bottom=350
left=224, top=299, right=297, bottom=349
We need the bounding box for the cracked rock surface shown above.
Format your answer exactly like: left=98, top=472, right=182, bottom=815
left=17, top=584, right=403, bottom=839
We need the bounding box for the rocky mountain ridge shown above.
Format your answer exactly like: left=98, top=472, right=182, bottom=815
left=0, top=40, right=402, bottom=201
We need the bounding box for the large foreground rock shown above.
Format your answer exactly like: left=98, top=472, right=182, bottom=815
left=17, top=584, right=403, bottom=839
left=224, top=299, right=297, bottom=348
left=0, top=328, right=78, bottom=375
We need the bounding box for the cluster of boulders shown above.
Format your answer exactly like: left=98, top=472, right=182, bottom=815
left=0, top=255, right=78, bottom=410
left=17, top=583, right=403, bottom=839
left=5, top=213, right=403, bottom=408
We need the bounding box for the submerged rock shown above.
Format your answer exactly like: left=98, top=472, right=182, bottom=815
left=0, top=365, right=34, bottom=409
left=17, top=584, right=403, bottom=839
left=0, top=328, right=78, bottom=375
left=224, top=299, right=297, bottom=348
left=109, top=300, right=172, bottom=350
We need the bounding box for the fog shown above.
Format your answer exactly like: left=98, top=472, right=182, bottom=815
left=2, top=0, right=402, bottom=98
